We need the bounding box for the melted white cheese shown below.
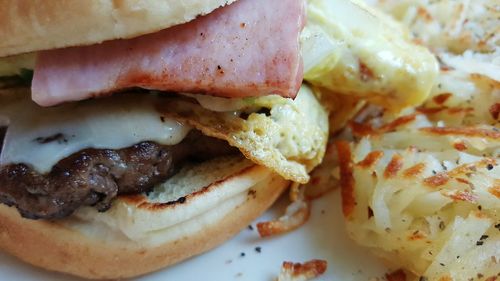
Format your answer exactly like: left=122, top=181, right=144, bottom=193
left=0, top=94, right=191, bottom=173
left=181, top=93, right=250, bottom=112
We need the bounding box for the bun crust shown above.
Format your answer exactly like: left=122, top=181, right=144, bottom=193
left=0, top=0, right=236, bottom=57
left=0, top=162, right=288, bottom=279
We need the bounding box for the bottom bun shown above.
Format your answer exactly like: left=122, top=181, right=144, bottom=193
left=0, top=156, right=289, bottom=279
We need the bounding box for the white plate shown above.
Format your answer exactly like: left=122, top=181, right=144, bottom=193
left=0, top=189, right=387, bottom=280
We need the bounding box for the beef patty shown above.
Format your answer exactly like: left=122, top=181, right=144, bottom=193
left=0, top=131, right=238, bottom=220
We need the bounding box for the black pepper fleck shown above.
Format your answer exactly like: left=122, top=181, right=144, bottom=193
left=247, top=189, right=257, bottom=199
left=34, top=133, right=68, bottom=144
left=248, top=225, right=254, bottom=231
left=441, top=163, right=448, bottom=171
left=255, top=247, right=261, bottom=253
left=240, top=252, right=245, bottom=257
left=480, top=235, right=489, bottom=240
left=476, top=240, right=484, bottom=246
left=217, top=65, right=224, bottom=74
left=439, top=221, right=445, bottom=230
left=487, top=164, right=494, bottom=170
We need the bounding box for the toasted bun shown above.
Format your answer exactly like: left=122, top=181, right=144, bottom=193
left=0, top=156, right=288, bottom=279
left=0, top=0, right=237, bottom=57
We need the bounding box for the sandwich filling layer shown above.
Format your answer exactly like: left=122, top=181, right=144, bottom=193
left=0, top=93, right=192, bottom=173
left=0, top=92, right=239, bottom=220
left=32, top=0, right=305, bottom=106
left=0, top=85, right=329, bottom=220
left=0, top=131, right=237, bottom=220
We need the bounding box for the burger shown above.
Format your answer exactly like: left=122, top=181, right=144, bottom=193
left=0, top=0, right=328, bottom=279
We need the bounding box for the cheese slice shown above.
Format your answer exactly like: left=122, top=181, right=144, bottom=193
left=0, top=92, right=191, bottom=173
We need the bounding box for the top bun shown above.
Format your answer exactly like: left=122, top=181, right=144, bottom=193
left=0, top=0, right=236, bottom=57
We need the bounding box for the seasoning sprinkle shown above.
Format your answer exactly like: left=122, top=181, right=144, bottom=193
left=255, top=247, right=261, bottom=253
left=480, top=235, right=489, bottom=240
left=441, top=163, right=448, bottom=171
left=240, top=252, right=245, bottom=257
left=34, top=133, right=68, bottom=144
left=476, top=241, right=484, bottom=246
left=487, top=164, right=494, bottom=170
left=439, top=221, right=445, bottom=230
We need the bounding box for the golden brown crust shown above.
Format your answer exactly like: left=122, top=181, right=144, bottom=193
left=0, top=170, right=288, bottom=279
left=0, top=0, right=236, bottom=57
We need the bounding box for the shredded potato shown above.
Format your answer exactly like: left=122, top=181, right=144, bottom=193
left=277, top=259, right=327, bottom=281
left=257, top=184, right=311, bottom=238
left=339, top=113, right=499, bottom=280
left=372, top=0, right=499, bottom=55
left=341, top=75, right=499, bottom=279
left=337, top=95, right=500, bottom=275
left=302, top=141, right=342, bottom=200
left=419, top=71, right=499, bottom=127
left=337, top=9, right=499, bottom=273
left=324, top=1, right=500, bottom=280
left=371, top=0, right=500, bottom=81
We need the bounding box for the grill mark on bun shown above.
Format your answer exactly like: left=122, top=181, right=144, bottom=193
left=0, top=126, right=6, bottom=156
left=135, top=165, right=256, bottom=211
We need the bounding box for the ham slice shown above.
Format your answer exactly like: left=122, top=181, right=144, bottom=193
left=32, top=0, right=305, bottom=106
